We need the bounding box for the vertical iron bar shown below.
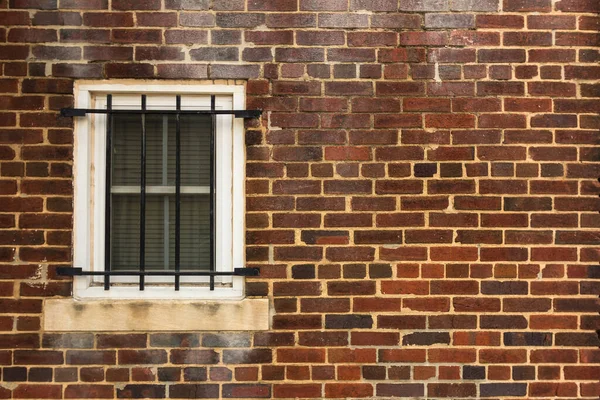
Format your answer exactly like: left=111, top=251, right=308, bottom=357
left=175, top=96, right=181, bottom=291
left=104, top=95, right=113, bottom=291
left=162, top=116, right=169, bottom=270
left=210, top=95, right=216, bottom=277
left=139, top=95, right=147, bottom=291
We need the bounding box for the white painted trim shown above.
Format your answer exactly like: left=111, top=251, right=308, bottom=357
left=72, top=82, right=246, bottom=300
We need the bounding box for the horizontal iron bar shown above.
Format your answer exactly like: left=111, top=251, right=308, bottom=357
left=61, top=108, right=262, bottom=119
left=57, top=267, right=259, bottom=277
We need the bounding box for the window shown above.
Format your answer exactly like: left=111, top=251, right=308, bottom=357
left=68, top=83, right=254, bottom=299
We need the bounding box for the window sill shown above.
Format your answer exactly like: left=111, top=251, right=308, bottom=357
left=43, top=298, right=270, bottom=332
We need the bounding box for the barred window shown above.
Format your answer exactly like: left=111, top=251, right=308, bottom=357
left=64, top=83, right=258, bottom=299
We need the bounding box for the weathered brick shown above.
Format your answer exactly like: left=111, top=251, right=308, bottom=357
left=319, top=13, right=368, bottom=28
left=425, top=13, right=474, bottom=28
left=399, top=0, right=448, bottom=11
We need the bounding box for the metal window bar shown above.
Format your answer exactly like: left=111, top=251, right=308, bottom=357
left=58, top=97, right=261, bottom=290
left=104, top=95, right=113, bottom=290
left=210, top=95, right=216, bottom=291
left=139, top=95, right=147, bottom=291
left=175, top=95, right=181, bottom=291
left=61, top=108, right=261, bottom=118
left=57, top=267, right=259, bottom=277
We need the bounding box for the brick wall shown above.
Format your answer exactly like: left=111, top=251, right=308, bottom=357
left=1, top=0, right=599, bottom=398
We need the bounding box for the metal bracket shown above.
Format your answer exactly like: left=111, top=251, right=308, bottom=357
left=233, top=110, right=262, bottom=119
left=61, top=108, right=87, bottom=117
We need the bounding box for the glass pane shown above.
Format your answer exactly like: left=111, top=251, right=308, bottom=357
left=111, top=194, right=140, bottom=271
left=144, top=195, right=166, bottom=270
left=111, top=114, right=212, bottom=187
left=180, top=194, right=211, bottom=270
left=146, top=114, right=166, bottom=186
left=181, top=115, right=211, bottom=187
left=109, top=111, right=213, bottom=273
left=112, top=114, right=141, bottom=186
left=111, top=194, right=211, bottom=271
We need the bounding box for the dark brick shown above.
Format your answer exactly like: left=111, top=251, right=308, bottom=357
left=512, top=366, right=535, bottom=381
left=481, top=315, right=528, bottom=329
left=97, top=334, right=147, bottom=349
left=183, top=367, right=207, bottom=382
left=481, top=281, right=528, bottom=295
left=463, top=366, right=485, bottom=380
left=480, top=383, right=527, bottom=398
left=325, top=314, right=373, bottom=329
left=555, top=333, right=600, bottom=347
left=28, top=367, right=53, bottom=382
left=3, top=367, right=27, bottom=381
left=291, top=264, right=316, bottom=279
left=504, top=332, right=552, bottom=346
left=222, top=384, right=271, bottom=398
left=169, top=384, right=219, bottom=398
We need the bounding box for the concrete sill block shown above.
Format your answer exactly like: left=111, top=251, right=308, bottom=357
left=44, top=298, right=270, bottom=332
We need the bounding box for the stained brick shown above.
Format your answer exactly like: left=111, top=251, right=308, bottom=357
left=319, top=13, right=368, bottom=28
left=116, top=384, right=165, bottom=399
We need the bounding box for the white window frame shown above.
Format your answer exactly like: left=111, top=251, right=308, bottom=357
left=72, top=82, right=246, bottom=300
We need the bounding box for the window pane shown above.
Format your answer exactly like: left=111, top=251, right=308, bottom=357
left=112, top=114, right=211, bottom=187
left=112, top=114, right=141, bottom=186
left=109, top=112, right=213, bottom=272
left=112, top=194, right=211, bottom=271
left=146, top=114, right=166, bottom=186
left=180, top=115, right=211, bottom=187
left=179, top=195, right=211, bottom=270
left=111, top=194, right=140, bottom=271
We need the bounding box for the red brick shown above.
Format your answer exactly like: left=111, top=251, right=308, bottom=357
left=480, top=349, right=527, bottom=364
left=529, top=82, right=576, bottom=97
left=429, top=349, right=476, bottom=363
left=426, top=114, right=475, bottom=129
left=379, top=48, right=426, bottom=63
left=274, top=384, right=320, bottom=399
left=400, top=31, right=447, bottom=46
left=12, top=384, right=62, bottom=399
left=478, top=14, right=523, bottom=28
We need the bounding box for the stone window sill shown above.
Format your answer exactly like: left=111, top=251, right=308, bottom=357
left=43, top=298, right=270, bottom=332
